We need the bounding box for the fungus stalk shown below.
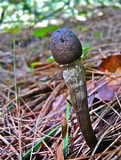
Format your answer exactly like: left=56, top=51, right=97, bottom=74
left=62, top=59, right=97, bottom=149
left=50, top=28, right=98, bottom=150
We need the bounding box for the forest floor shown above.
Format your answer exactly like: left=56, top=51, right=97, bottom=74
left=0, top=7, right=121, bottom=160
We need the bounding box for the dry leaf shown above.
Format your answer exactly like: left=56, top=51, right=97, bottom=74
left=95, top=54, right=121, bottom=101
left=99, top=55, right=121, bottom=74
left=95, top=76, right=121, bottom=101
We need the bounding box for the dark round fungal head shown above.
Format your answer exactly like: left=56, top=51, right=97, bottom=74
left=50, top=28, right=82, bottom=64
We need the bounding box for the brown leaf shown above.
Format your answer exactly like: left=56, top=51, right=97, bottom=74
left=99, top=55, right=121, bottom=74
left=55, top=142, right=64, bottom=160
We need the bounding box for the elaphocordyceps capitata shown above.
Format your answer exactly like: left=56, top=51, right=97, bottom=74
left=50, top=28, right=98, bottom=150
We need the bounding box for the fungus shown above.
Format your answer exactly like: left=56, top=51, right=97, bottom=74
left=50, top=28, right=98, bottom=150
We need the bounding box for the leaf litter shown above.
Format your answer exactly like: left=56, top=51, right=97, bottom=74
left=0, top=7, right=121, bottom=160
